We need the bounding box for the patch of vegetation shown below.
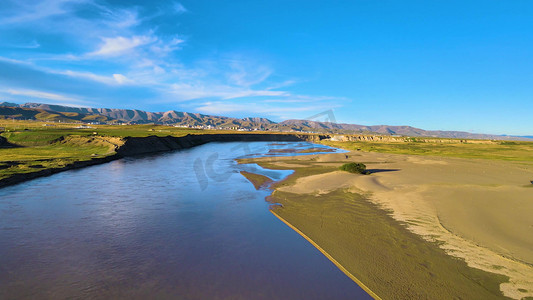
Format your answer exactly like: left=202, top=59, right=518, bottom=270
left=0, top=143, right=110, bottom=180
left=322, top=140, right=533, bottom=162
left=339, top=162, right=368, bottom=174
left=0, top=120, right=212, bottom=182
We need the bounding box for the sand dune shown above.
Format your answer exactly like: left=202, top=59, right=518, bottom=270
left=271, top=151, right=533, bottom=299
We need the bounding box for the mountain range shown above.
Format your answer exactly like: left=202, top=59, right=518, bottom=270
left=1, top=102, right=531, bottom=141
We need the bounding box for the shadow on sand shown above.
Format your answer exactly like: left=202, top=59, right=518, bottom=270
left=366, top=169, right=400, bottom=174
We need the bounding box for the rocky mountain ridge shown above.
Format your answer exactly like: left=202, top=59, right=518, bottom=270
left=1, top=102, right=531, bottom=141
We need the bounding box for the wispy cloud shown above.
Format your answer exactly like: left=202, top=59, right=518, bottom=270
left=0, top=0, right=345, bottom=120
left=173, top=2, right=188, bottom=14
left=0, top=0, right=78, bottom=25
left=150, top=37, right=185, bottom=57
left=226, top=59, right=273, bottom=87
left=5, top=88, right=83, bottom=103
left=112, top=74, right=131, bottom=85
left=3, top=40, right=41, bottom=49
left=195, top=101, right=338, bottom=119
left=168, top=82, right=288, bottom=101
left=59, top=70, right=132, bottom=85
left=88, top=35, right=157, bottom=57
left=0, top=56, right=33, bottom=66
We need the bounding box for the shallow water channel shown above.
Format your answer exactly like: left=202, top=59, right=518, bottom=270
left=0, top=142, right=370, bottom=299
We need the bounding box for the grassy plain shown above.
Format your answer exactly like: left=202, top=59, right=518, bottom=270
left=322, top=140, right=533, bottom=161
left=0, top=120, right=214, bottom=181
left=0, top=120, right=300, bottom=182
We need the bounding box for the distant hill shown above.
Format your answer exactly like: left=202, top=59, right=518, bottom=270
left=1, top=102, right=531, bottom=141
left=0, top=102, right=19, bottom=107
left=278, top=119, right=529, bottom=140
left=0, top=102, right=276, bottom=129
left=0, top=106, right=112, bottom=123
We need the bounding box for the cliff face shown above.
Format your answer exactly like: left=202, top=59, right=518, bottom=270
left=115, top=133, right=309, bottom=156
left=0, top=136, right=16, bottom=148
left=329, top=135, right=496, bottom=144
left=114, top=133, right=495, bottom=158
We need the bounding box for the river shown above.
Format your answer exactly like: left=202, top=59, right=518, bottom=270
left=0, top=141, right=370, bottom=299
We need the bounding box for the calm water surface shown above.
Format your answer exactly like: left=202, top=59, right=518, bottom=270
left=0, top=142, right=369, bottom=299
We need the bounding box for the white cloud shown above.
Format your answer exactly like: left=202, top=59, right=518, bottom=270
left=195, top=101, right=335, bottom=119
left=59, top=70, right=115, bottom=84
left=150, top=37, right=185, bottom=56
left=4, top=40, right=41, bottom=49
left=0, top=56, right=33, bottom=66
left=43, top=69, right=131, bottom=86
left=263, top=99, right=314, bottom=103
left=173, top=2, right=188, bottom=14
left=0, top=0, right=78, bottom=25
left=169, top=83, right=288, bottom=101
left=89, top=35, right=156, bottom=57
left=112, top=74, right=130, bottom=84
left=195, top=102, right=248, bottom=114
left=227, top=62, right=272, bottom=87
left=5, top=88, right=82, bottom=103
left=0, top=0, right=345, bottom=120
left=98, top=5, right=140, bottom=29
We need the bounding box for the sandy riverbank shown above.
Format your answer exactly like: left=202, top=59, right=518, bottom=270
left=241, top=150, right=533, bottom=299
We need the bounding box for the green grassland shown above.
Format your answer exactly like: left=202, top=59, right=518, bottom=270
left=321, top=140, right=533, bottom=162
left=0, top=144, right=110, bottom=180
left=0, top=120, right=297, bottom=182
left=0, top=121, right=215, bottom=145
left=0, top=120, right=216, bottom=181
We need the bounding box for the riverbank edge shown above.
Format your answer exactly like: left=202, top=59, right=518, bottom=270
left=0, top=133, right=321, bottom=189
left=270, top=210, right=381, bottom=299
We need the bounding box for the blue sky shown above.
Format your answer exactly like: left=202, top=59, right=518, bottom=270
left=0, top=0, right=532, bottom=135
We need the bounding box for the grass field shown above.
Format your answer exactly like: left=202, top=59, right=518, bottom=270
left=321, top=140, right=533, bottom=162
left=0, top=120, right=215, bottom=145
left=0, top=120, right=216, bottom=181
left=0, top=120, right=301, bottom=182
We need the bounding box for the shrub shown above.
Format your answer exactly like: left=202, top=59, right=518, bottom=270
left=339, top=162, right=368, bottom=174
